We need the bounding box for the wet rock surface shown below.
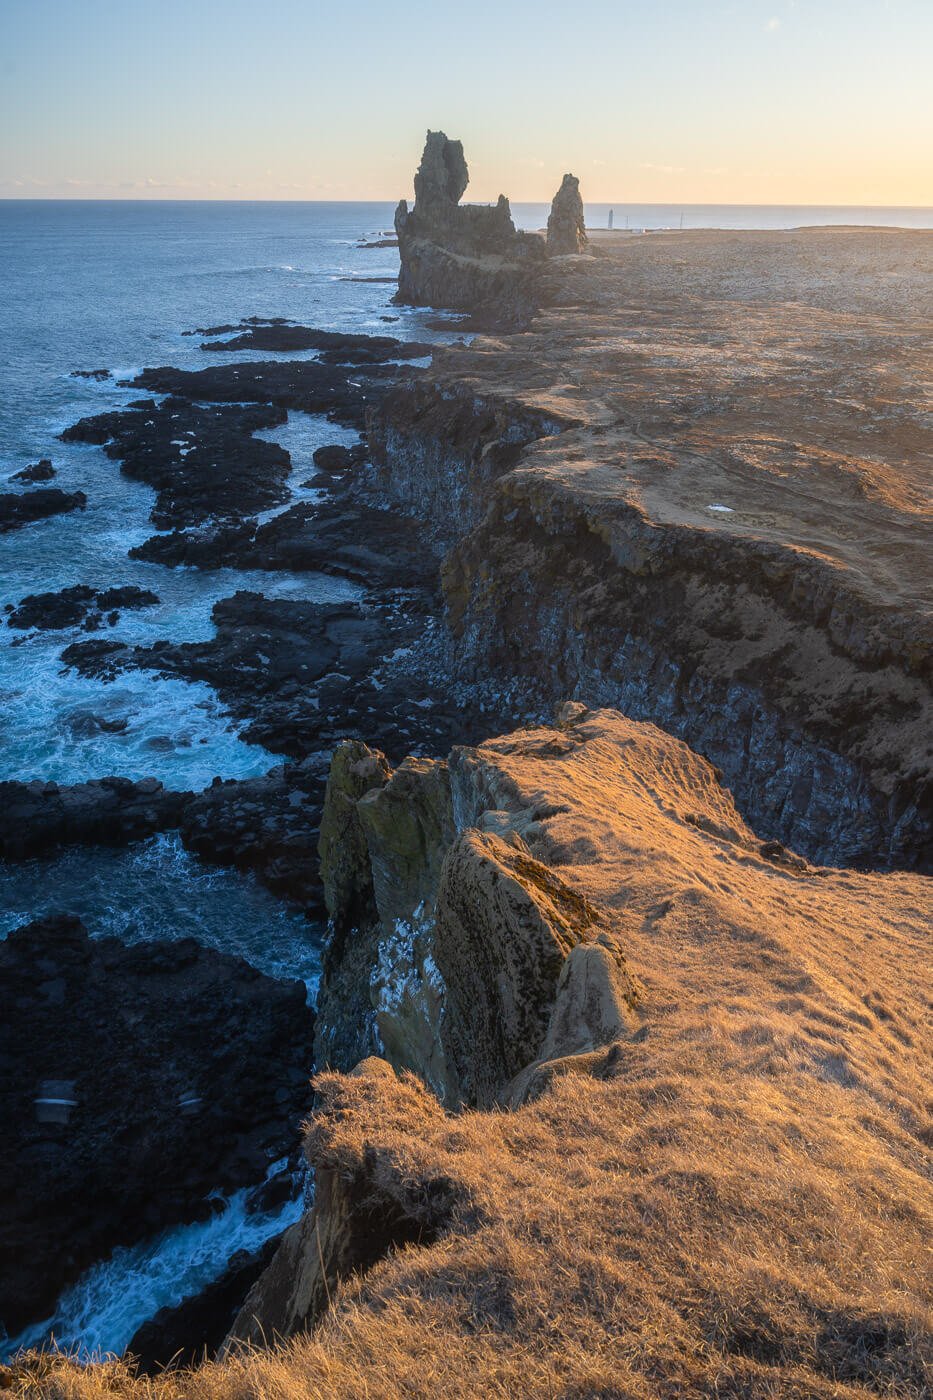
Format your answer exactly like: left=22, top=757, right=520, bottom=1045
left=179, top=757, right=331, bottom=912
left=0, top=776, right=190, bottom=860
left=6, top=584, right=159, bottom=632
left=197, top=321, right=431, bottom=362
left=61, top=396, right=290, bottom=529
left=0, top=488, right=86, bottom=533
left=61, top=588, right=492, bottom=765
left=130, top=359, right=410, bottom=433
left=130, top=493, right=438, bottom=587
left=0, top=915, right=313, bottom=1335
left=10, top=459, right=56, bottom=483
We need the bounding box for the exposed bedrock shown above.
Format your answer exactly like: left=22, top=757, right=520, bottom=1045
left=367, top=380, right=570, bottom=550
left=195, top=321, right=432, bottom=362
left=0, top=776, right=191, bottom=860
left=129, top=359, right=410, bottom=434
left=179, top=755, right=332, bottom=912
left=313, top=710, right=640, bottom=1108
left=6, top=583, right=159, bottom=632
left=547, top=173, right=587, bottom=254
left=394, top=130, right=546, bottom=325
left=369, top=382, right=931, bottom=870
left=0, top=915, right=313, bottom=1336
left=62, top=396, right=290, bottom=529
left=0, top=488, right=86, bottom=533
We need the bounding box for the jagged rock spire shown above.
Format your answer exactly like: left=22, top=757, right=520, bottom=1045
left=547, top=173, right=587, bottom=254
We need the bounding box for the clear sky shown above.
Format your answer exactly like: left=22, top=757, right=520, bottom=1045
left=1, top=0, right=931, bottom=205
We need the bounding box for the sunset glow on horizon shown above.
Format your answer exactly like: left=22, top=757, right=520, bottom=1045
left=2, top=0, right=931, bottom=207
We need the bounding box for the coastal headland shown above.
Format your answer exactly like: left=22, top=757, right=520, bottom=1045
left=2, top=134, right=930, bottom=1395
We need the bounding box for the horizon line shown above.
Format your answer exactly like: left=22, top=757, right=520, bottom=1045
left=1, top=196, right=931, bottom=211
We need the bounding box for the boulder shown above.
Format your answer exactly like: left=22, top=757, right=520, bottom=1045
left=10, top=459, right=55, bottom=483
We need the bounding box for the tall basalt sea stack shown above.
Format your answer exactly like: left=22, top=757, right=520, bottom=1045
left=547, top=173, right=587, bottom=253
left=394, top=129, right=546, bottom=325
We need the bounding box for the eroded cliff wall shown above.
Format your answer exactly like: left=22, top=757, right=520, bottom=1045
left=368, top=230, right=933, bottom=871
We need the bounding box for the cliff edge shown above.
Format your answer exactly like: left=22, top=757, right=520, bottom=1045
left=216, top=705, right=930, bottom=1396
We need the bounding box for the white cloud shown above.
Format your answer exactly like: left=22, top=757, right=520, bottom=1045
left=765, top=16, right=781, bottom=31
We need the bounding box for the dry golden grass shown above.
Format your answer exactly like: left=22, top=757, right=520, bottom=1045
left=5, top=711, right=931, bottom=1398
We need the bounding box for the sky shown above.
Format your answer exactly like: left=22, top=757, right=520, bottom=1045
left=1, top=0, right=931, bottom=205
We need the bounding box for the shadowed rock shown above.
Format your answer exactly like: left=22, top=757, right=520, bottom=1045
left=0, top=915, right=313, bottom=1335
left=394, top=130, right=545, bottom=325
left=0, top=488, right=86, bottom=533
left=547, top=173, right=587, bottom=254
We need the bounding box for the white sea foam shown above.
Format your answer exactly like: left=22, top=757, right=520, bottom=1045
left=1, top=1174, right=304, bottom=1362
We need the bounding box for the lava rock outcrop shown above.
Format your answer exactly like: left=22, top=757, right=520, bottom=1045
left=394, top=130, right=546, bottom=325
left=0, top=915, right=313, bottom=1335
left=547, top=173, right=587, bottom=254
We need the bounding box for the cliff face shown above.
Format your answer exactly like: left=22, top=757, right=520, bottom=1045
left=394, top=130, right=546, bottom=324
left=308, top=709, right=638, bottom=1110
left=370, top=229, right=933, bottom=870
left=222, top=705, right=930, bottom=1392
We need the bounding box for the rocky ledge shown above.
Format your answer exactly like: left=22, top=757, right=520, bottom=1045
left=0, top=776, right=190, bottom=860
left=221, top=705, right=929, bottom=1397
left=0, top=915, right=312, bottom=1336
left=370, top=227, right=933, bottom=869
left=0, top=488, right=86, bottom=534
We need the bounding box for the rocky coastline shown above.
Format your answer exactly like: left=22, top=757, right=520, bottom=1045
left=1, top=133, right=930, bottom=1392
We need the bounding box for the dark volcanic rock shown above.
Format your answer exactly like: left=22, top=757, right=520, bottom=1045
left=61, top=583, right=496, bottom=795
left=10, top=459, right=55, bottom=483
left=127, top=1238, right=281, bottom=1373
left=7, top=584, right=159, bottom=631
left=95, top=585, right=161, bottom=612
left=394, top=130, right=545, bottom=325
left=0, top=488, right=86, bottom=533
left=62, top=592, right=388, bottom=755
left=129, top=360, right=408, bottom=433
left=7, top=585, right=95, bottom=630
left=180, top=756, right=331, bottom=911
left=199, top=323, right=432, bottom=363
left=0, top=775, right=190, bottom=859
left=130, top=496, right=436, bottom=589
left=312, top=443, right=367, bottom=474
left=547, top=173, right=587, bottom=254
left=0, top=916, right=313, bottom=1334
left=70, top=368, right=111, bottom=381
left=61, top=397, right=290, bottom=529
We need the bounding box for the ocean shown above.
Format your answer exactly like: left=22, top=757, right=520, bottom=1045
left=1, top=197, right=929, bottom=1358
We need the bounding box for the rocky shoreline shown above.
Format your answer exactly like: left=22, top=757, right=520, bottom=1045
left=1, top=134, right=929, bottom=1388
